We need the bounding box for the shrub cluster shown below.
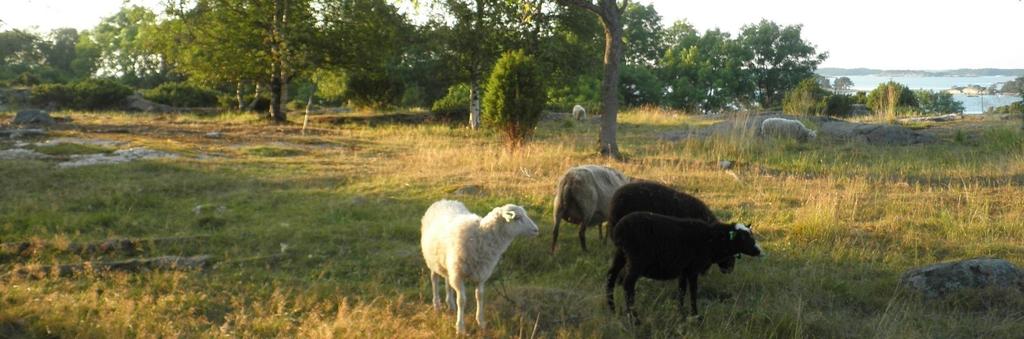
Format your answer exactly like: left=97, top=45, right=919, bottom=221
left=430, top=84, right=470, bottom=123
left=142, top=82, right=219, bottom=107
left=30, top=78, right=133, bottom=110
left=483, top=50, right=546, bottom=148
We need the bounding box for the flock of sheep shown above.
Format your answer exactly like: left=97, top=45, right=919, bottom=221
left=420, top=164, right=765, bottom=334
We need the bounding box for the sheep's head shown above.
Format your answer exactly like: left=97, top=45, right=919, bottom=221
left=493, top=204, right=539, bottom=238
left=730, top=223, right=763, bottom=257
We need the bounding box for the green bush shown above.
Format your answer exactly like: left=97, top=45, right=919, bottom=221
left=72, top=79, right=133, bottom=110
left=430, top=84, right=470, bottom=122
left=867, top=81, right=918, bottom=118
left=823, top=94, right=855, bottom=117
left=483, top=50, right=546, bottom=148
left=30, top=83, right=75, bottom=108
left=987, top=101, right=1023, bottom=114
left=30, top=79, right=133, bottom=110
left=783, top=78, right=827, bottom=115
left=619, top=65, right=662, bottom=107
left=547, top=76, right=600, bottom=112
left=914, top=90, right=964, bottom=114
left=142, top=82, right=219, bottom=107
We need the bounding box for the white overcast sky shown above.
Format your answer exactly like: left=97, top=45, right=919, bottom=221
left=2, top=0, right=1021, bottom=70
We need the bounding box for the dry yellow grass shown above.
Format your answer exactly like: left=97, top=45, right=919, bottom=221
left=0, top=109, right=1022, bottom=337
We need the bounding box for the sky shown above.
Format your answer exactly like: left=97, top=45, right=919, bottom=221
left=2, top=0, right=1021, bottom=70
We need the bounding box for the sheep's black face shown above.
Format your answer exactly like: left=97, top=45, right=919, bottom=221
left=731, top=223, right=763, bottom=257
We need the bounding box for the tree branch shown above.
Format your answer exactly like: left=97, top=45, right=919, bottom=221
left=618, top=0, right=630, bottom=13
left=556, top=0, right=601, bottom=15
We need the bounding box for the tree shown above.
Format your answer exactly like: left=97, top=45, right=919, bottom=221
left=867, top=81, right=918, bottom=119
left=783, top=78, right=827, bottom=115
left=555, top=0, right=630, bottom=158
left=621, top=3, right=663, bottom=67
left=89, top=6, right=170, bottom=87
left=483, top=50, right=546, bottom=148
left=438, top=0, right=513, bottom=129
left=619, top=64, right=661, bottom=106
left=0, top=29, right=45, bottom=83
left=159, top=0, right=322, bottom=121
left=914, top=90, right=964, bottom=114
left=833, top=76, right=854, bottom=92
left=738, top=20, right=827, bottom=109
left=536, top=6, right=603, bottom=110
left=659, top=26, right=751, bottom=113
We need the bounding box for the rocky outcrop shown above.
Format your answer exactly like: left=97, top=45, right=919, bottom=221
left=900, top=258, right=1024, bottom=299
left=661, top=114, right=935, bottom=146
left=57, top=148, right=178, bottom=168
left=126, top=93, right=175, bottom=113
left=13, top=110, right=55, bottom=125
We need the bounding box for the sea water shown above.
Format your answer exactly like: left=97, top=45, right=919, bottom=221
left=828, top=75, right=1022, bottom=114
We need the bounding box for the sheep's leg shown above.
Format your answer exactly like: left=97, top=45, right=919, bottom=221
left=687, top=274, right=701, bottom=321
left=445, top=284, right=456, bottom=311
left=551, top=218, right=561, bottom=253
left=606, top=249, right=626, bottom=312
left=676, top=276, right=688, bottom=315
left=452, top=279, right=467, bottom=334
left=475, top=283, right=486, bottom=330
left=578, top=224, right=589, bottom=252
left=430, top=273, right=443, bottom=311
left=622, top=270, right=641, bottom=321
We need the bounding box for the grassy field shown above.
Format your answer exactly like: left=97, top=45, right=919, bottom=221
left=1, top=109, right=1022, bottom=338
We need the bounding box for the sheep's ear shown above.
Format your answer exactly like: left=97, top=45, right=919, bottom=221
left=502, top=210, right=517, bottom=222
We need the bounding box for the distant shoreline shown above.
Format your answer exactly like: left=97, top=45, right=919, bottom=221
left=817, top=68, right=1024, bottom=78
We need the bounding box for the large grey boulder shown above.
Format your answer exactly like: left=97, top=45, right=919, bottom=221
left=126, top=93, right=174, bottom=113
left=13, top=110, right=55, bottom=125
left=900, top=258, right=1024, bottom=299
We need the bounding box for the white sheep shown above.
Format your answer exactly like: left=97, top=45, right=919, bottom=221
left=760, top=117, right=817, bottom=142
left=572, top=104, right=587, bottom=121
left=420, top=199, right=539, bottom=334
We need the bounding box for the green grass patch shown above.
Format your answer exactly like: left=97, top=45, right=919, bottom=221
left=28, top=143, right=114, bottom=155
left=245, top=146, right=305, bottom=157
left=0, top=111, right=1021, bottom=338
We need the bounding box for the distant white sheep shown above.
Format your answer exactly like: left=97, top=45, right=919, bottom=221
left=420, top=199, right=539, bottom=334
left=572, top=104, right=587, bottom=121
left=760, top=117, right=817, bottom=142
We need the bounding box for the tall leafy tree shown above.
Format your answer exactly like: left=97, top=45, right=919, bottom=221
left=555, top=0, right=630, bottom=158
left=89, top=6, right=169, bottom=87
left=621, top=2, right=663, bottom=67
left=437, top=0, right=514, bottom=128
left=659, top=26, right=751, bottom=113
left=0, top=29, right=45, bottom=83
left=738, top=20, right=827, bottom=109
left=833, top=76, right=854, bottom=92
left=159, top=0, right=320, bottom=121
left=319, top=0, right=411, bottom=109
left=39, top=28, right=80, bottom=78
left=536, top=5, right=603, bottom=109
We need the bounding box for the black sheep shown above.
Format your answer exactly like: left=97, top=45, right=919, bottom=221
left=608, top=181, right=736, bottom=274
left=606, top=212, right=762, bottom=320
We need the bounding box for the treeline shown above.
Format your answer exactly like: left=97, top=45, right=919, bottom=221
left=2, top=1, right=828, bottom=119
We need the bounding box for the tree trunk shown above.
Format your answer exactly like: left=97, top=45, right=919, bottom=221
left=597, top=2, right=623, bottom=159
left=267, top=0, right=286, bottom=123
left=235, top=80, right=244, bottom=111
left=269, top=62, right=285, bottom=122
left=560, top=0, right=626, bottom=159
left=469, top=78, right=481, bottom=129
left=246, top=82, right=262, bottom=111
left=467, top=0, right=484, bottom=130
